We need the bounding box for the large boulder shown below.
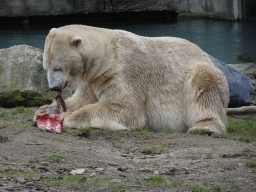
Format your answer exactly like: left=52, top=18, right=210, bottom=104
left=0, top=45, right=71, bottom=108
left=228, top=63, right=256, bottom=78
left=0, top=45, right=48, bottom=93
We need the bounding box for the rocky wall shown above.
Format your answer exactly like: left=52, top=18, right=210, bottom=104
left=0, top=0, right=242, bottom=19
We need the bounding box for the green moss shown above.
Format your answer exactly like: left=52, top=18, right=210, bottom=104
left=37, top=55, right=43, bottom=62
left=0, top=66, right=4, bottom=74
left=0, top=90, right=52, bottom=108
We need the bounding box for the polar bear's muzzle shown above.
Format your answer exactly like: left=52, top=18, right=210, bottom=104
left=49, top=81, right=67, bottom=91
left=48, top=71, right=68, bottom=91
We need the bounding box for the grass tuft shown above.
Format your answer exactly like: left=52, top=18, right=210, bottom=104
left=191, top=185, right=210, bottom=192
left=46, top=153, right=66, bottom=163
left=77, top=127, right=94, bottom=138
left=212, top=117, right=256, bottom=143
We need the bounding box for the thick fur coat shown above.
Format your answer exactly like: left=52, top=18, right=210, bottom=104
left=36, top=24, right=229, bottom=133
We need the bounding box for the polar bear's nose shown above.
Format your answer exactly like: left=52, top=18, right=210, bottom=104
left=50, top=86, right=61, bottom=92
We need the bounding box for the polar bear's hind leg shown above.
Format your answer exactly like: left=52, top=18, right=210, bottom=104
left=185, top=65, right=229, bottom=134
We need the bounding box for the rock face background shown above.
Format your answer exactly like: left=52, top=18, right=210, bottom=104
left=0, top=0, right=242, bottom=19
left=0, top=45, right=48, bottom=94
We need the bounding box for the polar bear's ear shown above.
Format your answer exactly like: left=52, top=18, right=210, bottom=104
left=71, top=36, right=82, bottom=47
left=49, top=28, right=56, bottom=34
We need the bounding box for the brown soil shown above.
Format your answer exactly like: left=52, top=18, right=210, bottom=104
left=0, top=108, right=256, bottom=192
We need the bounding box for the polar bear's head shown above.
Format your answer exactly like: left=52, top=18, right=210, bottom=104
left=43, top=27, right=87, bottom=92
left=43, top=26, right=113, bottom=92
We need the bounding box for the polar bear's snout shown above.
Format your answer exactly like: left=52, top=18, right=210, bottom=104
left=47, top=71, right=68, bottom=91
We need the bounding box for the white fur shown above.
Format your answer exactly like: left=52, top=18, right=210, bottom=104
left=36, top=25, right=229, bottom=134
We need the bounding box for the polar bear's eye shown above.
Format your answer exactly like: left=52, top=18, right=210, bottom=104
left=53, top=68, right=62, bottom=72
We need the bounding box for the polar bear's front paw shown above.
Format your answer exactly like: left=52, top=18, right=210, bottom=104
left=60, top=112, right=75, bottom=127
left=61, top=111, right=89, bottom=129
left=187, top=119, right=224, bottom=134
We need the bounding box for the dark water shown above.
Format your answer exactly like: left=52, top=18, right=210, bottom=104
left=1, top=17, right=256, bottom=64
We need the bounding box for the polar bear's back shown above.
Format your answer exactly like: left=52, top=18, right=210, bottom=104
left=112, top=31, right=215, bottom=131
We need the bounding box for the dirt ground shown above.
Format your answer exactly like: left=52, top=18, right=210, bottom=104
left=0, top=108, right=256, bottom=192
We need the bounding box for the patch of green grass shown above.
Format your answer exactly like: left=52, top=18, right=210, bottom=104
left=77, top=127, right=94, bottom=138
left=212, top=117, right=256, bottom=143
left=211, top=146, right=220, bottom=151
left=143, top=176, right=168, bottom=187
left=212, top=185, right=222, bottom=192
left=246, top=161, right=256, bottom=167
left=226, top=181, right=239, bottom=189
left=57, top=136, right=64, bottom=142
left=0, top=107, right=36, bottom=118
left=246, top=161, right=256, bottom=173
left=15, top=123, right=31, bottom=132
left=46, top=153, right=66, bottom=163
left=41, top=175, right=127, bottom=191
left=0, top=133, right=9, bottom=142
left=132, top=176, right=185, bottom=188
left=142, top=144, right=166, bottom=155
left=24, top=138, right=37, bottom=144
left=3, top=170, right=41, bottom=180
left=133, top=127, right=154, bottom=136
left=202, top=181, right=208, bottom=186
left=0, top=66, right=4, bottom=74
left=191, top=185, right=210, bottom=192
left=2, top=170, right=21, bottom=177
left=41, top=176, right=65, bottom=186
left=23, top=170, right=40, bottom=180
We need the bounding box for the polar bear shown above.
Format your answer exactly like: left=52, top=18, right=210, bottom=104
left=37, top=24, right=229, bottom=134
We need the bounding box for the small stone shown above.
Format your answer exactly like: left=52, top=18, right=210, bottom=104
left=41, top=162, right=49, bottom=167
left=96, top=168, right=104, bottom=172
left=139, top=156, right=146, bottom=159
left=36, top=165, right=48, bottom=172
left=111, top=179, right=122, bottom=183
left=119, top=173, right=127, bottom=177
left=32, top=176, right=41, bottom=181
left=19, top=168, right=26, bottom=172
left=17, top=176, right=26, bottom=184
left=70, top=169, right=85, bottom=175
left=117, top=167, right=128, bottom=172
left=41, top=172, right=52, bottom=178
left=90, top=172, right=96, bottom=177
left=154, top=170, right=159, bottom=175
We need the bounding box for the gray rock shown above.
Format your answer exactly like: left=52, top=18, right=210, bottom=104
left=96, top=168, right=104, bottom=172
left=228, top=63, right=256, bottom=78
left=0, top=45, right=47, bottom=93
left=0, top=45, right=72, bottom=98
left=32, top=176, right=41, bottom=181
left=90, top=172, right=96, bottom=177
left=117, top=167, right=128, bottom=172
left=111, top=179, right=122, bottom=183
left=16, top=176, right=26, bottom=184
left=36, top=165, right=49, bottom=172
left=41, top=162, right=50, bottom=167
